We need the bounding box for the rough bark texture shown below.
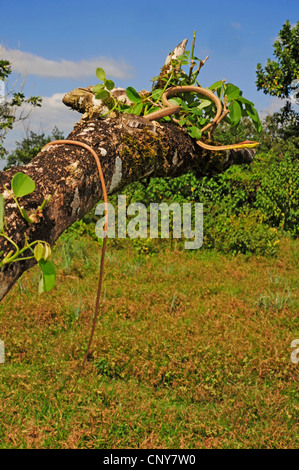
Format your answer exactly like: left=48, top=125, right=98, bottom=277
left=0, top=112, right=255, bottom=301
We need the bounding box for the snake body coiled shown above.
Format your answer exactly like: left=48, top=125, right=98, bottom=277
left=143, top=86, right=259, bottom=151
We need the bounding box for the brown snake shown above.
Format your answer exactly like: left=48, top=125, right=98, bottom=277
left=143, top=85, right=259, bottom=151
left=43, top=140, right=108, bottom=388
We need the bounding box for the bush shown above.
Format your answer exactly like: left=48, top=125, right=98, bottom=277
left=68, top=130, right=298, bottom=256
left=203, top=209, right=280, bottom=256
left=255, top=156, right=299, bottom=236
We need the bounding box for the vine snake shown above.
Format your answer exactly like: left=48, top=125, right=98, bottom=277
left=43, top=140, right=108, bottom=388
left=143, top=85, right=259, bottom=151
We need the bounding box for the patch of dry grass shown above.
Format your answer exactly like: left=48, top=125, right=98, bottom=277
left=0, top=236, right=298, bottom=448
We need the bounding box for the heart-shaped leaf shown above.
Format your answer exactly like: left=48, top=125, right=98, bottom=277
left=96, top=67, right=106, bottom=81
left=12, top=173, right=35, bottom=198
left=93, top=84, right=105, bottom=94
left=188, top=126, right=202, bottom=139
left=95, top=90, right=110, bottom=100
left=126, top=87, right=141, bottom=103
left=104, top=79, right=115, bottom=91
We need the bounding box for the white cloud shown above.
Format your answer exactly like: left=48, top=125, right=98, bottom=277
left=1, top=92, right=81, bottom=161
left=0, top=45, right=133, bottom=79
left=230, top=22, right=241, bottom=30
left=259, top=97, right=288, bottom=118
left=25, top=92, right=81, bottom=134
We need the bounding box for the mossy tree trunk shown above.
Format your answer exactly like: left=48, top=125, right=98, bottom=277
left=0, top=110, right=255, bottom=301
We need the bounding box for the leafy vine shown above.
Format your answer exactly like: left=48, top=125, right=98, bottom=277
left=92, top=31, right=262, bottom=140
left=0, top=172, right=55, bottom=292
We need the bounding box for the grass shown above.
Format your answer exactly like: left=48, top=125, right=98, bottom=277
left=0, top=234, right=298, bottom=449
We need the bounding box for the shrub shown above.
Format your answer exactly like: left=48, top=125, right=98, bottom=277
left=255, top=156, right=299, bottom=236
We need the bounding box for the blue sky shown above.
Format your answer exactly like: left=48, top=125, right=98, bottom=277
left=0, top=0, right=298, bottom=164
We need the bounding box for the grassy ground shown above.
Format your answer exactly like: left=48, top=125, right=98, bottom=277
left=0, top=234, right=298, bottom=449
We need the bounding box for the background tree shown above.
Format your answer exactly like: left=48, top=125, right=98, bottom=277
left=0, top=59, right=42, bottom=159
left=4, top=127, right=64, bottom=169
left=256, top=20, right=299, bottom=153
left=256, top=20, right=299, bottom=99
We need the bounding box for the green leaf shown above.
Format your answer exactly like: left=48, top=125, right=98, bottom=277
left=245, top=104, right=262, bottom=132
left=104, top=79, right=115, bottom=91
left=38, top=259, right=56, bottom=292
left=190, top=107, right=203, bottom=116
left=228, top=101, right=242, bottom=125
left=197, top=99, right=212, bottom=110
left=244, top=103, right=258, bottom=121
left=208, top=81, right=224, bottom=91
left=177, top=54, right=187, bottom=61
left=34, top=242, right=44, bottom=262
left=188, top=126, right=202, bottom=139
left=144, top=106, right=161, bottom=116
left=168, top=98, right=188, bottom=111
left=95, top=90, right=110, bottom=100
left=93, top=84, right=105, bottom=94
left=132, top=102, right=143, bottom=115
left=179, top=117, right=187, bottom=126
left=199, top=117, right=208, bottom=125
left=126, top=87, right=142, bottom=103
left=237, top=96, right=255, bottom=106
left=12, top=172, right=35, bottom=198
left=0, top=194, right=4, bottom=232
left=151, top=89, right=163, bottom=101
left=225, top=83, right=241, bottom=100
left=96, top=67, right=106, bottom=81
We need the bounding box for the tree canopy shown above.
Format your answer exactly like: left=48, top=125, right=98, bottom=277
left=0, top=59, right=42, bottom=159
left=256, top=20, right=299, bottom=100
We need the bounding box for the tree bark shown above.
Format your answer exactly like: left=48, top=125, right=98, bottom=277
left=0, top=113, right=255, bottom=301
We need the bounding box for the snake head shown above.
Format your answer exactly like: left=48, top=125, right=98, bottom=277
left=237, top=141, right=259, bottom=149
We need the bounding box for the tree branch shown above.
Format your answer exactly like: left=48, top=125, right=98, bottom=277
left=0, top=113, right=255, bottom=301
left=0, top=38, right=257, bottom=301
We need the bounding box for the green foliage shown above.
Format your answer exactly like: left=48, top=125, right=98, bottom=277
left=261, top=103, right=299, bottom=158
left=214, top=108, right=299, bottom=158
left=0, top=172, right=55, bottom=292
left=4, top=127, right=64, bottom=169
left=255, top=20, right=299, bottom=159
left=61, top=218, right=98, bottom=242
left=256, top=20, right=299, bottom=99
left=255, top=156, right=299, bottom=236
left=92, top=31, right=261, bottom=137
left=0, top=59, right=42, bottom=158
left=204, top=209, right=280, bottom=256
left=110, top=137, right=298, bottom=256
left=132, top=237, right=158, bottom=256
